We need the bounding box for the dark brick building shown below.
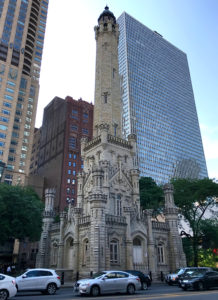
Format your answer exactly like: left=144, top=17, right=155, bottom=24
left=30, top=96, right=93, bottom=211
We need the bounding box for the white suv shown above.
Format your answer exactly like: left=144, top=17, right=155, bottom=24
left=16, top=268, right=61, bottom=295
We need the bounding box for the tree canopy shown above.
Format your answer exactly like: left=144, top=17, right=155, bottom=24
left=0, top=184, right=44, bottom=244
left=139, top=177, right=164, bottom=213
left=171, top=177, right=218, bottom=266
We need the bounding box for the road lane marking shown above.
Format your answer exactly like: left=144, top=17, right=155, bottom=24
left=129, top=290, right=218, bottom=300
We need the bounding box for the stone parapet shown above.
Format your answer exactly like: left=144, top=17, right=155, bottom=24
left=73, top=207, right=83, bottom=215
left=84, top=136, right=101, bottom=151
left=89, top=193, right=107, bottom=202
left=105, top=214, right=126, bottom=225
left=152, top=221, right=169, bottom=231
left=43, top=211, right=55, bottom=218
left=78, top=216, right=91, bottom=226
left=50, top=223, right=60, bottom=231
left=164, top=207, right=180, bottom=215
left=108, top=134, right=132, bottom=149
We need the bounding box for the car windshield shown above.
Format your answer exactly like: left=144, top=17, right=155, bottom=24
left=177, top=269, right=185, bottom=275
left=184, top=270, right=205, bottom=278
left=92, top=271, right=106, bottom=279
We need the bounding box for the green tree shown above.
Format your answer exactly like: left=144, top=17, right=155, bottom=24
left=139, top=177, right=164, bottom=214
left=0, top=184, right=44, bottom=244
left=172, top=178, right=218, bottom=266
left=200, top=219, right=218, bottom=249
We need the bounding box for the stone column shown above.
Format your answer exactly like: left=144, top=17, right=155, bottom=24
left=146, top=209, right=157, bottom=278
left=36, top=188, right=55, bottom=268
left=163, top=183, right=186, bottom=270
left=89, top=192, right=107, bottom=272
left=57, top=211, right=66, bottom=268
left=73, top=208, right=82, bottom=276
left=124, top=207, right=133, bottom=269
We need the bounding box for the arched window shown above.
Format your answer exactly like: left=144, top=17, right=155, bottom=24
left=52, top=242, right=58, bottom=265
left=133, top=237, right=142, bottom=264
left=83, top=239, right=89, bottom=265
left=157, top=243, right=165, bottom=264
left=116, top=194, right=122, bottom=216
left=110, top=239, right=119, bottom=264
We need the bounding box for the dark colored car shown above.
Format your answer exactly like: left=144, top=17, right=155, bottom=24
left=178, top=267, right=212, bottom=285
left=125, top=270, right=151, bottom=290
left=180, top=270, right=218, bottom=291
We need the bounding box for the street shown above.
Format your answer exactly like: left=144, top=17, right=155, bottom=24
left=15, top=283, right=218, bottom=300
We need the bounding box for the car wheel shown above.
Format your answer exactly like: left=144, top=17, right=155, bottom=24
left=197, top=282, right=204, bottom=291
left=141, top=282, right=148, bottom=290
left=181, top=287, right=187, bottom=291
left=90, top=285, right=100, bottom=297
left=0, top=289, right=9, bottom=300
left=46, top=283, right=57, bottom=295
left=127, top=284, right=135, bottom=295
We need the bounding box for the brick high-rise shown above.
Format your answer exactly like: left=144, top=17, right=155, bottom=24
left=30, top=96, right=93, bottom=211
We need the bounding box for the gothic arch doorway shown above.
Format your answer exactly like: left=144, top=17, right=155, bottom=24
left=133, top=237, right=143, bottom=265
left=64, top=237, right=74, bottom=268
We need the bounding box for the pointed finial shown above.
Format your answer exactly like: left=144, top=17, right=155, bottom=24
left=105, top=5, right=109, bottom=10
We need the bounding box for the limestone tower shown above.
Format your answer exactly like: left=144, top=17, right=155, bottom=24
left=93, top=6, right=122, bottom=137
left=36, top=7, right=186, bottom=279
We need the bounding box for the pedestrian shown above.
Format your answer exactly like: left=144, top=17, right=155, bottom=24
left=7, top=265, right=11, bottom=274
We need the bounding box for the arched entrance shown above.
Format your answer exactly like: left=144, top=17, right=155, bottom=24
left=64, top=237, right=74, bottom=268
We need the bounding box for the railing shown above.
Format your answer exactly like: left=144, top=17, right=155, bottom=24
left=78, top=215, right=90, bottom=226
left=105, top=214, right=126, bottom=225
left=50, top=223, right=60, bottom=231
left=107, top=134, right=132, bottom=149
left=152, top=221, right=169, bottom=231
left=84, top=136, right=101, bottom=151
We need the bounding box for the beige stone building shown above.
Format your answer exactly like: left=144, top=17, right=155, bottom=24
left=36, top=7, right=186, bottom=280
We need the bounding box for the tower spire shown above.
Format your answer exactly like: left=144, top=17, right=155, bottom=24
left=94, top=7, right=122, bottom=137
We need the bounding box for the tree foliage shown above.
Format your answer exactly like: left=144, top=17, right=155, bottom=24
left=200, top=219, right=218, bottom=249
left=0, top=184, right=44, bottom=244
left=139, top=177, right=164, bottom=213
left=171, top=177, right=218, bottom=266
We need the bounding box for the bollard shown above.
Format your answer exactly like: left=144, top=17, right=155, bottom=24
left=149, top=271, right=152, bottom=282
left=161, top=271, right=164, bottom=282
left=61, top=272, right=64, bottom=285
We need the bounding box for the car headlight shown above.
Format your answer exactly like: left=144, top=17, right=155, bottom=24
left=80, top=283, right=90, bottom=287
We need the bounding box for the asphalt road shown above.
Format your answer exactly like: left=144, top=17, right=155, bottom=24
left=15, top=283, right=218, bottom=300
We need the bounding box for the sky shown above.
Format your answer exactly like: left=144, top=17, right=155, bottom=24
left=36, top=0, right=218, bottom=180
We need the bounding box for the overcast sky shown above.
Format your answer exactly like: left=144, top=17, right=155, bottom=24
left=36, top=0, right=218, bottom=180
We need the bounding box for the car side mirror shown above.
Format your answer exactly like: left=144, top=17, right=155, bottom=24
left=22, top=275, right=27, bottom=279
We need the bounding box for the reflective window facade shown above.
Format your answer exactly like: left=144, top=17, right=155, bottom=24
left=0, top=0, right=49, bottom=185
left=117, top=13, right=208, bottom=184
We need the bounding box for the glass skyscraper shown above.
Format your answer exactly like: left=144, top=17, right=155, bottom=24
left=0, top=0, right=48, bottom=185
left=117, top=12, right=208, bottom=184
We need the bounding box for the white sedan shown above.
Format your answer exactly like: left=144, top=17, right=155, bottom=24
left=0, top=273, right=17, bottom=300
left=74, top=270, right=141, bottom=296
